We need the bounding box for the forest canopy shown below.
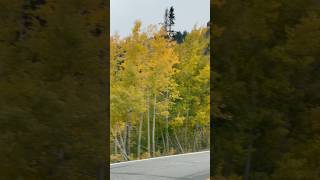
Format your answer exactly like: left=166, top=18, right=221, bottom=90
left=110, top=21, right=210, bottom=162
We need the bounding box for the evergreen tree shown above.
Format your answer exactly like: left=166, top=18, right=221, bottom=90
left=163, top=6, right=176, bottom=39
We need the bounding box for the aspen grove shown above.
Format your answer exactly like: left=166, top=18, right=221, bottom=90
left=110, top=21, right=210, bottom=162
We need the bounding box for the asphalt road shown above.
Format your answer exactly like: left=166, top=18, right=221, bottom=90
left=110, top=151, right=210, bottom=180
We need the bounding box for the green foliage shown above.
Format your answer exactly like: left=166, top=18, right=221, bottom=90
left=0, top=0, right=107, bottom=179
left=110, top=22, right=210, bottom=161
left=212, top=0, right=320, bottom=179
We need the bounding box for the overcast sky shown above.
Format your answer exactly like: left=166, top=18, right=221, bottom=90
left=111, top=0, right=210, bottom=37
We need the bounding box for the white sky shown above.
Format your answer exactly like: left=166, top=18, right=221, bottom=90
left=111, top=0, right=210, bottom=37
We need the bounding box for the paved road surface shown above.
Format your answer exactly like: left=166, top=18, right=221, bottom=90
left=110, top=151, right=210, bottom=180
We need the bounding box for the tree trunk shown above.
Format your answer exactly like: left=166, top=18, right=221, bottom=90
left=184, top=107, right=189, bottom=151
left=152, top=94, right=157, bottom=157
left=147, top=93, right=151, bottom=157
left=166, top=91, right=169, bottom=153
left=113, top=134, right=129, bottom=161
left=184, top=86, right=190, bottom=150
left=193, top=126, right=197, bottom=152
left=114, top=135, right=117, bottom=155
left=124, top=118, right=127, bottom=155
left=167, top=133, right=173, bottom=153
left=126, top=112, right=132, bottom=156
left=117, top=122, right=126, bottom=155
left=156, top=122, right=159, bottom=155
left=161, top=129, right=166, bottom=154
left=199, top=127, right=204, bottom=149
left=174, top=130, right=184, bottom=153
left=137, top=113, right=143, bottom=159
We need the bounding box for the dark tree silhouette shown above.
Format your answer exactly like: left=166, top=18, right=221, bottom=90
left=163, top=6, right=176, bottom=39
left=174, top=31, right=188, bottom=44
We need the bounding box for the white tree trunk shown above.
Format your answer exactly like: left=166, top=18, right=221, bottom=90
left=137, top=113, right=143, bottom=159
left=166, top=91, right=169, bottom=153
left=152, top=94, right=157, bottom=157
left=113, top=134, right=129, bottom=161
left=147, top=93, right=151, bottom=157
left=174, top=130, right=184, bottom=154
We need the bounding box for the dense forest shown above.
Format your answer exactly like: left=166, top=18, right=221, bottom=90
left=110, top=10, right=210, bottom=162
left=212, top=0, right=320, bottom=179
left=0, top=1, right=107, bottom=179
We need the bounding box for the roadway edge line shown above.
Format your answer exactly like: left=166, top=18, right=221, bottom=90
left=110, top=150, right=210, bottom=166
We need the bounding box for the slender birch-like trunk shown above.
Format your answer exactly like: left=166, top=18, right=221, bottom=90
left=137, top=113, right=143, bottom=159
left=116, top=122, right=126, bottom=155
left=113, top=134, right=129, bottom=161
left=147, top=92, right=151, bottom=157
left=193, top=125, right=199, bottom=152
left=127, top=112, right=132, bottom=156
left=166, top=91, right=169, bottom=153
left=124, top=118, right=127, bottom=154
left=114, top=135, right=117, bottom=154
left=184, top=86, right=190, bottom=150
left=152, top=94, right=157, bottom=157
left=161, top=129, right=166, bottom=154
left=184, top=107, right=189, bottom=150
left=174, top=130, right=184, bottom=153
